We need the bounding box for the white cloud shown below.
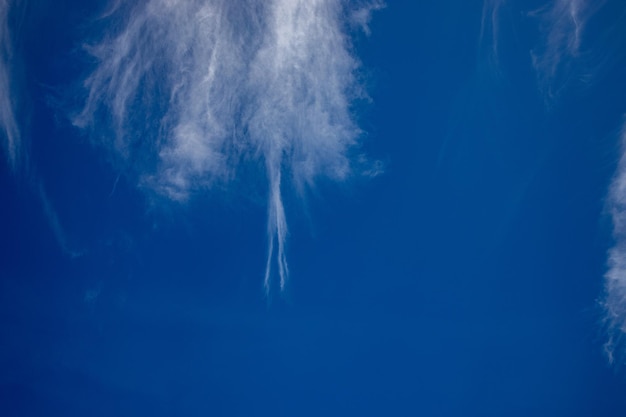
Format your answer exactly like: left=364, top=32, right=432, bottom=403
left=75, top=0, right=380, bottom=292
left=349, top=1, right=385, bottom=36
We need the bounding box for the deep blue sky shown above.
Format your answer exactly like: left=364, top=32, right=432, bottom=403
left=2, top=1, right=626, bottom=416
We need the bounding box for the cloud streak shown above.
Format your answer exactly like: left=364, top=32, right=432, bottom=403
left=38, top=185, right=84, bottom=259
left=0, top=0, right=20, bottom=170
left=75, top=0, right=380, bottom=292
left=478, top=0, right=504, bottom=69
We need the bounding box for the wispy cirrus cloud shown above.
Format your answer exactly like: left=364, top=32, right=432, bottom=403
left=526, top=1, right=626, bottom=365
left=480, top=1, right=626, bottom=364
left=529, top=0, right=605, bottom=100
left=480, top=0, right=606, bottom=98
left=75, top=0, right=381, bottom=293
left=604, top=122, right=626, bottom=364
left=527, top=1, right=626, bottom=365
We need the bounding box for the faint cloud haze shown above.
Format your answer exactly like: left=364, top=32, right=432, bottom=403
left=74, top=0, right=381, bottom=293
left=0, top=0, right=20, bottom=170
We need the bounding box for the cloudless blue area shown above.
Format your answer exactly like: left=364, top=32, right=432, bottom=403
left=2, top=1, right=626, bottom=416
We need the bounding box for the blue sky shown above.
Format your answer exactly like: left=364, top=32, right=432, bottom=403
left=2, top=0, right=626, bottom=415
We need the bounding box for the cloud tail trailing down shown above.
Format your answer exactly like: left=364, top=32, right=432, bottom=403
left=265, top=164, right=288, bottom=293
left=75, top=0, right=381, bottom=290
